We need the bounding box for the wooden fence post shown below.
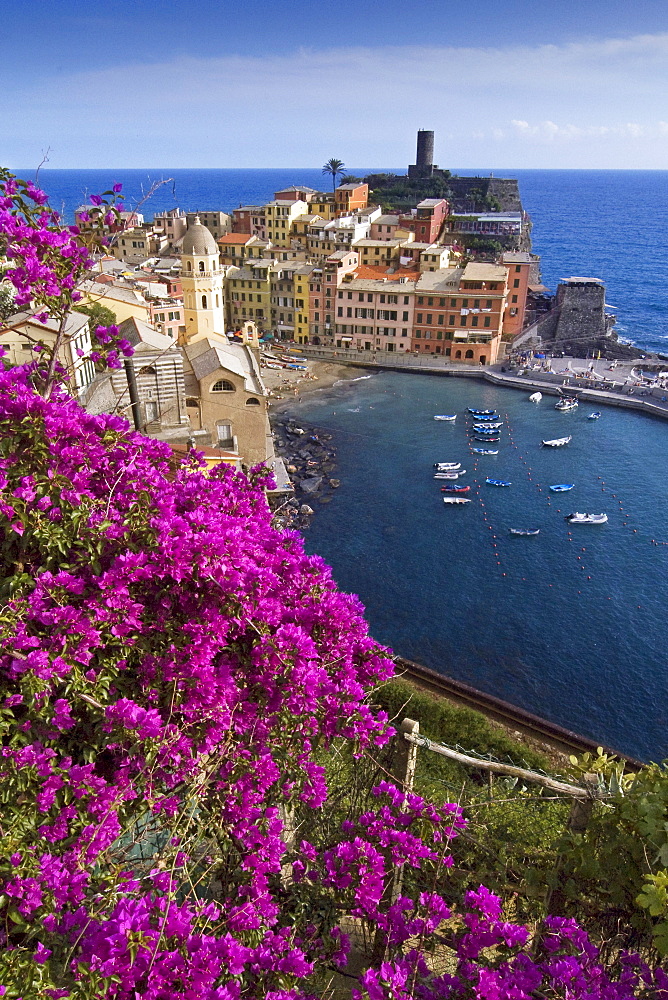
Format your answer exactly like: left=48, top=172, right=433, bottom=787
left=543, top=772, right=599, bottom=920
left=371, top=718, right=419, bottom=965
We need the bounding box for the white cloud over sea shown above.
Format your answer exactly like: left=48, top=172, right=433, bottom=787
left=4, top=32, right=668, bottom=168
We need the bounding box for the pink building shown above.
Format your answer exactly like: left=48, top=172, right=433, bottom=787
left=369, top=215, right=402, bottom=241
left=333, top=265, right=417, bottom=353
left=148, top=301, right=185, bottom=341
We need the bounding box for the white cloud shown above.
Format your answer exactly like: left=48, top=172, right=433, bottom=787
left=3, top=33, right=668, bottom=167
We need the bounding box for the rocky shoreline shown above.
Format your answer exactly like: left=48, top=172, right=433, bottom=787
left=270, top=413, right=340, bottom=530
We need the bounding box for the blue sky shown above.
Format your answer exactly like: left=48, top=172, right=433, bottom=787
left=3, top=0, right=668, bottom=169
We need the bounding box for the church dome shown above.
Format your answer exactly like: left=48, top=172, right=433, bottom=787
left=182, top=216, right=218, bottom=255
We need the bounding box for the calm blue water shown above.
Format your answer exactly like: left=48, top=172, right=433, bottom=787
left=16, top=166, right=668, bottom=757
left=298, top=375, right=668, bottom=761
left=19, top=167, right=668, bottom=352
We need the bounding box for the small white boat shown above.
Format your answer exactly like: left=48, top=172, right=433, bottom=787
left=434, top=462, right=461, bottom=470
left=434, top=414, right=456, bottom=421
left=588, top=412, right=602, bottom=420
left=434, top=470, right=466, bottom=479
left=472, top=422, right=503, bottom=430
left=510, top=528, right=540, bottom=536
left=550, top=484, right=575, bottom=492
left=529, top=392, right=542, bottom=403
left=555, top=398, right=578, bottom=411
left=542, top=436, right=572, bottom=447
left=472, top=448, right=499, bottom=455
left=443, top=497, right=471, bottom=504
left=565, top=512, right=608, bottom=525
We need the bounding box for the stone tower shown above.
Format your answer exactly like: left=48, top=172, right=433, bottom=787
left=408, top=129, right=437, bottom=178
left=180, top=217, right=225, bottom=343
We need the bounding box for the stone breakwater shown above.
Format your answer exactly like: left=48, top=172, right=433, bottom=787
left=270, top=414, right=340, bottom=530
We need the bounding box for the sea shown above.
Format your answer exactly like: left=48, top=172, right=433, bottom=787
left=18, top=166, right=668, bottom=760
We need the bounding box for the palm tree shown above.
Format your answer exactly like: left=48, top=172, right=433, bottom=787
left=322, top=158, right=345, bottom=193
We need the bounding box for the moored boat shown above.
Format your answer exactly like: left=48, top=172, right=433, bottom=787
left=468, top=408, right=495, bottom=415
left=486, top=478, right=511, bottom=487
left=555, top=398, right=578, bottom=411
left=529, top=392, right=542, bottom=403
left=469, top=413, right=500, bottom=421
left=440, top=485, right=470, bottom=493
left=565, top=512, right=608, bottom=524
left=588, top=412, right=602, bottom=420
left=550, top=484, right=575, bottom=492
left=434, top=471, right=466, bottom=479
left=472, top=448, right=499, bottom=455
left=475, top=436, right=500, bottom=442
left=473, top=427, right=502, bottom=434
left=434, top=462, right=461, bottom=470
left=443, top=496, right=472, bottom=504
left=434, top=414, right=457, bottom=421
left=509, top=528, right=540, bottom=536
left=472, top=422, right=503, bottom=430
left=542, top=436, right=572, bottom=447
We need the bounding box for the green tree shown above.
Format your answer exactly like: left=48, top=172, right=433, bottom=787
left=322, top=157, right=345, bottom=193
left=0, top=281, right=16, bottom=321
left=74, top=301, right=117, bottom=329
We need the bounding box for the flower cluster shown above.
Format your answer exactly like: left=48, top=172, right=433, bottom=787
left=1, top=172, right=665, bottom=999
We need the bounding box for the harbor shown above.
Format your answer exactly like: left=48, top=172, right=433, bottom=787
left=281, top=366, right=668, bottom=761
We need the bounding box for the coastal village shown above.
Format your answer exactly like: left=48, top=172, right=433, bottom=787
left=0, top=131, right=640, bottom=485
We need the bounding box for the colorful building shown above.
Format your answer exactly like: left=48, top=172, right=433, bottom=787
left=332, top=265, right=416, bottom=352
left=334, top=182, right=369, bottom=217
left=501, top=251, right=533, bottom=337
left=264, top=200, right=308, bottom=247
left=411, top=262, right=508, bottom=364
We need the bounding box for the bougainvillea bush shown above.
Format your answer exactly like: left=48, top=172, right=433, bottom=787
left=1, top=173, right=667, bottom=998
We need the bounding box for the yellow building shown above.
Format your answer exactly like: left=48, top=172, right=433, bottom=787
left=264, top=200, right=308, bottom=247
left=78, top=279, right=151, bottom=324
left=293, top=265, right=315, bottom=344
left=307, top=193, right=336, bottom=221
left=226, top=262, right=272, bottom=333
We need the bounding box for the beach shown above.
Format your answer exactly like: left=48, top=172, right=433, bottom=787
left=263, top=355, right=367, bottom=411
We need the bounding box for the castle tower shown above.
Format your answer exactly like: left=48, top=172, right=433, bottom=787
left=180, top=217, right=225, bottom=343
left=408, top=129, right=437, bottom=179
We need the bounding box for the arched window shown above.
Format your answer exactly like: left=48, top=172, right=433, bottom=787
left=186, top=260, right=192, bottom=272
left=246, top=397, right=260, bottom=406
left=211, top=379, right=235, bottom=392
left=186, top=397, right=199, bottom=407
left=465, top=349, right=474, bottom=359
left=199, top=261, right=205, bottom=272
left=455, top=350, right=462, bottom=359
left=201, top=294, right=207, bottom=309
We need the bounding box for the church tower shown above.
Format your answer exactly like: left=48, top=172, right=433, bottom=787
left=180, top=217, right=225, bottom=343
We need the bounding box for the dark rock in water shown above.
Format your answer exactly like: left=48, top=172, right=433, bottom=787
left=299, top=504, right=314, bottom=515
left=319, top=496, right=333, bottom=503
left=322, top=463, right=336, bottom=473
left=300, top=476, right=323, bottom=494
left=329, top=479, right=340, bottom=488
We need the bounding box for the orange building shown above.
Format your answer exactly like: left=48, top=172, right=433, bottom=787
left=502, top=251, right=533, bottom=338
left=335, top=182, right=369, bottom=217
left=411, top=262, right=509, bottom=365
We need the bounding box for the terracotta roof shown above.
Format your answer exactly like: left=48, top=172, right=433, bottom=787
left=218, top=233, right=253, bottom=245
left=353, top=264, right=419, bottom=281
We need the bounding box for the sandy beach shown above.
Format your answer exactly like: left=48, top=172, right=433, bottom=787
left=262, top=355, right=368, bottom=412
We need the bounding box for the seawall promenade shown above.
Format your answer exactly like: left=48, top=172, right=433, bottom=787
left=294, top=345, right=668, bottom=422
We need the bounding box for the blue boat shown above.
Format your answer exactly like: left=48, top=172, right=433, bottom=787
left=468, top=408, right=495, bottom=415
left=475, top=436, right=500, bottom=442
left=474, top=428, right=501, bottom=435
left=472, top=448, right=499, bottom=455
left=486, top=478, right=511, bottom=487
left=550, top=484, right=575, bottom=492
left=588, top=412, right=602, bottom=420
left=469, top=413, right=500, bottom=422
left=472, top=422, right=503, bottom=430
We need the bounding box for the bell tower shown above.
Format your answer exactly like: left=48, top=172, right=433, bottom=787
left=180, top=216, right=225, bottom=343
